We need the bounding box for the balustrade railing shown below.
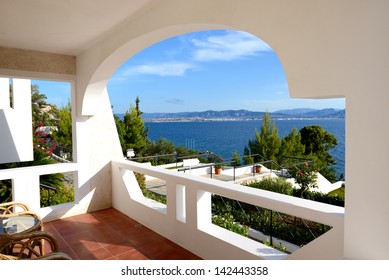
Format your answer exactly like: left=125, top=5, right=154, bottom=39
left=0, top=159, right=344, bottom=259
left=112, top=159, right=344, bottom=260
left=0, top=162, right=79, bottom=219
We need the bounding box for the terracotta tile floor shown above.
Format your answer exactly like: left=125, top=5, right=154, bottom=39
left=44, top=208, right=201, bottom=260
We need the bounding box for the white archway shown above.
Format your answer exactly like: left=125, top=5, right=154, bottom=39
left=75, top=0, right=389, bottom=259
left=79, top=24, right=232, bottom=116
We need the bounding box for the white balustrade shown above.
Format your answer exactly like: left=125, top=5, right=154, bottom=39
left=0, top=158, right=344, bottom=259
left=0, top=163, right=79, bottom=219
left=112, top=160, right=344, bottom=260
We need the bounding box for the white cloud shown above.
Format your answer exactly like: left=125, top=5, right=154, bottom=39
left=191, top=31, right=272, bottom=62
left=109, top=30, right=271, bottom=82
left=124, top=62, right=196, bottom=77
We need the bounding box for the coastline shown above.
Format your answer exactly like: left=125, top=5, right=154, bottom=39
left=142, top=117, right=345, bottom=123
left=145, top=118, right=345, bottom=177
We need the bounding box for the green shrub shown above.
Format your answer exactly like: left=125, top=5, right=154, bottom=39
left=294, top=189, right=344, bottom=207
left=264, top=239, right=287, bottom=252
left=0, top=181, right=12, bottom=203
left=135, top=172, right=166, bottom=204
left=212, top=213, right=248, bottom=237
left=40, top=184, right=74, bottom=207
left=134, top=172, right=146, bottom=188
left=212, top=175, right=334, bottom=247
left=244, top=177, right=294, bottom=195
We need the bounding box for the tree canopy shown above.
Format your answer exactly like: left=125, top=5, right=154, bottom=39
left=300, top=125, right=337, bottom=165
left=51, top=99, right=72, bottom=159
left=299, top=125, right=338, bottom=181
left=245, top=113, right=339, bottom=182
left=277, top=127, right=306, bottom=167
left=245, top=112, right=281, bottom=165
left=122, top=103, right=149, bottom=155
left=1, top=84, right=71, bottom=203
left=115, top=97, right=200, bottom=164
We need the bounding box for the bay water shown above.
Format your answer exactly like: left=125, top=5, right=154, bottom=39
left=145, top=119, right=345, bottom=177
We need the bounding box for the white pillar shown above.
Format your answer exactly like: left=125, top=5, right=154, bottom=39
left=0, top=78, right=33, bottom=164
left=13, top=171, right=40, bottom=210
left=344, top=94, right=389, bottom=259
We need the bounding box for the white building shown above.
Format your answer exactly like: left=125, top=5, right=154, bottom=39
left=0, top=0, right=388, bottom=259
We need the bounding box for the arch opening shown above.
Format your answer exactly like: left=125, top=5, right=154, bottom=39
left=85, top=26, right=346, bottom=257
left=106, top=29, right=344, bottom=169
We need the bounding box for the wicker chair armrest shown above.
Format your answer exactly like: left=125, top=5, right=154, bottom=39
left=11, top=230, right=59, bottom=248
left=0, top=210, right=43, bottom=220
left=0, top=253, right=18, bottom=260
left=34, top=251, right=72, bottom=260
left=0, top=251, right=72, bottom=260
left=0, top=201, right=30, bottom=214
left=1, top=230, right=60, bottom=258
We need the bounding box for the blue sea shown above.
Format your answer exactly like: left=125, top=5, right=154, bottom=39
left=145, top=119, right=345, bottom=177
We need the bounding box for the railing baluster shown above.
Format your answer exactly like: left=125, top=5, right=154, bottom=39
left=112, top=160, right=344, bottom=259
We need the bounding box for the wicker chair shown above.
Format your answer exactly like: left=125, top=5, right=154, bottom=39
left=0, top=201, right=31, bottom=214
left=0, top=201, right=43, bottom=232
left=0, top=202, right=71, bottom=260
left=0, top=251, right=72, bottom=260
left=0, top=230, right=71, bottom=260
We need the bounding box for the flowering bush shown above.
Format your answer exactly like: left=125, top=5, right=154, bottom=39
left=0, top=125, right=63, bottom=203
left=33, top=124, right=58, bottom=157
left=289, top=162, right=318, bottom=197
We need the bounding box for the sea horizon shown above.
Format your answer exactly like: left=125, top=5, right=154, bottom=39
left=144, top=118, right=345, bottom=178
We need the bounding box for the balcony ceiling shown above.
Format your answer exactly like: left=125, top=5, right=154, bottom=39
left=0, top=0, right=155, bottom=56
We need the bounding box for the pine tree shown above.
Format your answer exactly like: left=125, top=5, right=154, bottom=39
left=277, top=127, right=305, bottom=167
left=122, top=98, right=149, bottom=155
left=300, top=125, right=337, bottom=164
left=114, top=114, right=126, bottom=152
left=248, top=112, right=281, bottom=163
left=52, top=100, right=72, bottom=158
left=299, top=125, right=338, bottom=182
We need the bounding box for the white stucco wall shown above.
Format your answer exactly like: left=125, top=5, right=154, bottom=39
left=0, top=78, right=33, bottom=164
left=76, top=1, right=389, bottom=259
left=0, top=0, right=384, bottom=259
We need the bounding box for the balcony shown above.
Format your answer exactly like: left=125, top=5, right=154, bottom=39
left=44, top=208, right=201, bottom=260
left=0, top=159, right=344, bottom=260
left=0, top=0, right=388, bottom=261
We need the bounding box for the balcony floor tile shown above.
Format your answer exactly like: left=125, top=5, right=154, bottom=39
left=45, top=208, right=201, bottom=260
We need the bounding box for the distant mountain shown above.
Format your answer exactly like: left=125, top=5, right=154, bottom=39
left=273, top=108, right=317, bottom=115
left=142, top=110, right=265, bottom=120
left=299, top=108, right=345, bottom=118
left=138, top=108, right=345, bottom=121
left=273, top=108, right=345, bottom=119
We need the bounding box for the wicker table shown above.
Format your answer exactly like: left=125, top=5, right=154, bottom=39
left=1, top=215, right=41, bottom=235
left=0, top=215, right=43, bottom=257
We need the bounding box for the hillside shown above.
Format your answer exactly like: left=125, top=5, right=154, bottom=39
left=137, top=108, right=345, bottom=122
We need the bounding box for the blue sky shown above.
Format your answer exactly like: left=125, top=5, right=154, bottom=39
left=35, top=30, right=345, bottom=114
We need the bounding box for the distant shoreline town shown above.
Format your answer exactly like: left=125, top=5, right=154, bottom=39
left=142, top=117, right=344, bottom=123
left=117, top=108, right=345, bottom=122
